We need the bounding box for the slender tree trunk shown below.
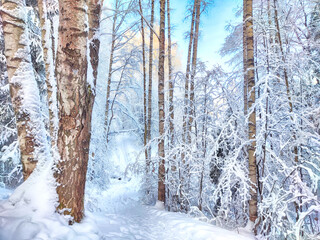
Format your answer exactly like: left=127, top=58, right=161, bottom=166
left=182, top=2, right=196, bottom=144
left=147, top=0, right=155, bottom=172
left=180, top=0, right=196, bottom=211
left=158, top=0, right=166, bottom=203
left=198, top=74, right=208, bottom=211
left=273, top=0, right=300, bottom=221
left=1, top=0, right=48, bottom=180
left=260, top=0, right=272, bottom=196
left=243, top=0, right=248, bottom=117
left=38, top=0, right=58, bottom=148
left=167, top=0, right=177, bottom=211
left=88, top=0, right=102, bottom=89
left=106, top=55, right=131, bottom=139
left=167, top=0, right=174, bottom=147
left=244, top=0, right=258, bottom=224
left=273, top=0, right=298, bottom=162
left=139, top=0, right=148, bottom=165
left=188, top=0, right=201, bottom=144
left=105, top=8, right=118, bottom=142
left=55, top=0, right=92, bottom=223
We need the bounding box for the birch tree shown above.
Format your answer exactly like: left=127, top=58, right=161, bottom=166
left=55, top=0, right=94, bottom=223
left=243, top=0, right=258, bottom=224
left=158, top=0, right=166, bottom=203
left=1, top=0, right=48, bottom=180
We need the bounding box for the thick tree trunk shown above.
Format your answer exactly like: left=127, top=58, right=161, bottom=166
left=158, top=0, right=166, bottom=203
left=147, top=0, right=155, bottom=172
left=38, top=0, right=58, bottom=148
left=244, top=0, right=258, bottom=224
left=55, top=0, right=91, bottom=224
left=1, top=0, right=47, bottom=180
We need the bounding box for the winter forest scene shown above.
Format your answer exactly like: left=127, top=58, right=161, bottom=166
left=0, top=0, right=320, bottom=239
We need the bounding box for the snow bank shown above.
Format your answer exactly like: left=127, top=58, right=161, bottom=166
left=0, top=163, right=102, bottom=240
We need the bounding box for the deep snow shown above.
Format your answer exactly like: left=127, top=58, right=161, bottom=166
left=0, top=133, right=253, bottom=240
left=0, top=179, right=254, bottom=240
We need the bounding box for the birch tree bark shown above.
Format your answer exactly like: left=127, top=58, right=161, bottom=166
left=38, top=0, right=58, bottom=148
left=1, top=0, right=48, bottom=180
left=158, top=0, right=166, bottom=203
left=88, top=0, right=102, bottom=132
left=167, top=0, right=174, bottom=149
left=88, top=0, right=102, bottom=90
left=55, top=0, right=92, bottom=223
left=243, top=0, right=258, bottom=224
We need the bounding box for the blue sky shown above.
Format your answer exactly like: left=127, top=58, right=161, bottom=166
left=169, top=0, right=242, bottom=69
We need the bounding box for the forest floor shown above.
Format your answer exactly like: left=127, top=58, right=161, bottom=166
left=0, top=179, right=254, bottom=240
left=0, top=135, right=254, bottom=240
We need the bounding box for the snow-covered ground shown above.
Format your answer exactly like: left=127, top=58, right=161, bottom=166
left=0, top=179, right=254, bottom=240
left=0, top=135, right=254, bottom=240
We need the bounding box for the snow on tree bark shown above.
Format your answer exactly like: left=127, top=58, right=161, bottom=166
left=1, top=0, right=48, bottom=180
left=55, top=0, right=93, bottom=223
left=147, top=0, right=155, bottom=172
left=38, top=0, right=58, bottom=148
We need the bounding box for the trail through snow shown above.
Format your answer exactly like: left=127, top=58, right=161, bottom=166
left=87, top=178, right=254, bottom=240
left=94, top=202, right=253, bottom=240
left=0, top=179, right=254, bottom=240
left=0, top=134, right=254, bottom=240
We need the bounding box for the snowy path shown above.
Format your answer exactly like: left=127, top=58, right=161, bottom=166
left=85, top=177, right=254, bottom=240
left=91, top=205, right=253, bottom=240
left=0, top=134, right=254, bottom=240
left=94, top=204, right=253, bottom=240
left=0, top=180, right=254, bottom=240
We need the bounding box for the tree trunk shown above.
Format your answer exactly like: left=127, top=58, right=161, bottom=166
left=180, top=0, right=196, bottom=211
left=167, top=0, right=174, bottom=148
left=158, top=0, right=166, bottom=203
left=188, top=0, right=201, bottom=144
left=38, top=0, right=58, bottom=148
left=1, top=0, right=48, bottom=180
left=139, top=0, right=148, bottom=166
left=147, top=0, right=155, bottom=172
left=198, top=73, right=209, bottom=211
left=244, top=0, right=258, bottom=224
left=182, top=1, right=196, bottom=145
left=55, top=0, right=92, bottom=224
left=243, top=0, right=248, bottom=117
left=167, top=0, right=177, bottom=211
left=88, top=0, right=102, bottom=89
left=273, top=0, right=300, bottom=220
left=105, top=7, right=118, bottom=142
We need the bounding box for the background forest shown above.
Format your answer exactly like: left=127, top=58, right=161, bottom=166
left=0, top=0, right=320, bottom=239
